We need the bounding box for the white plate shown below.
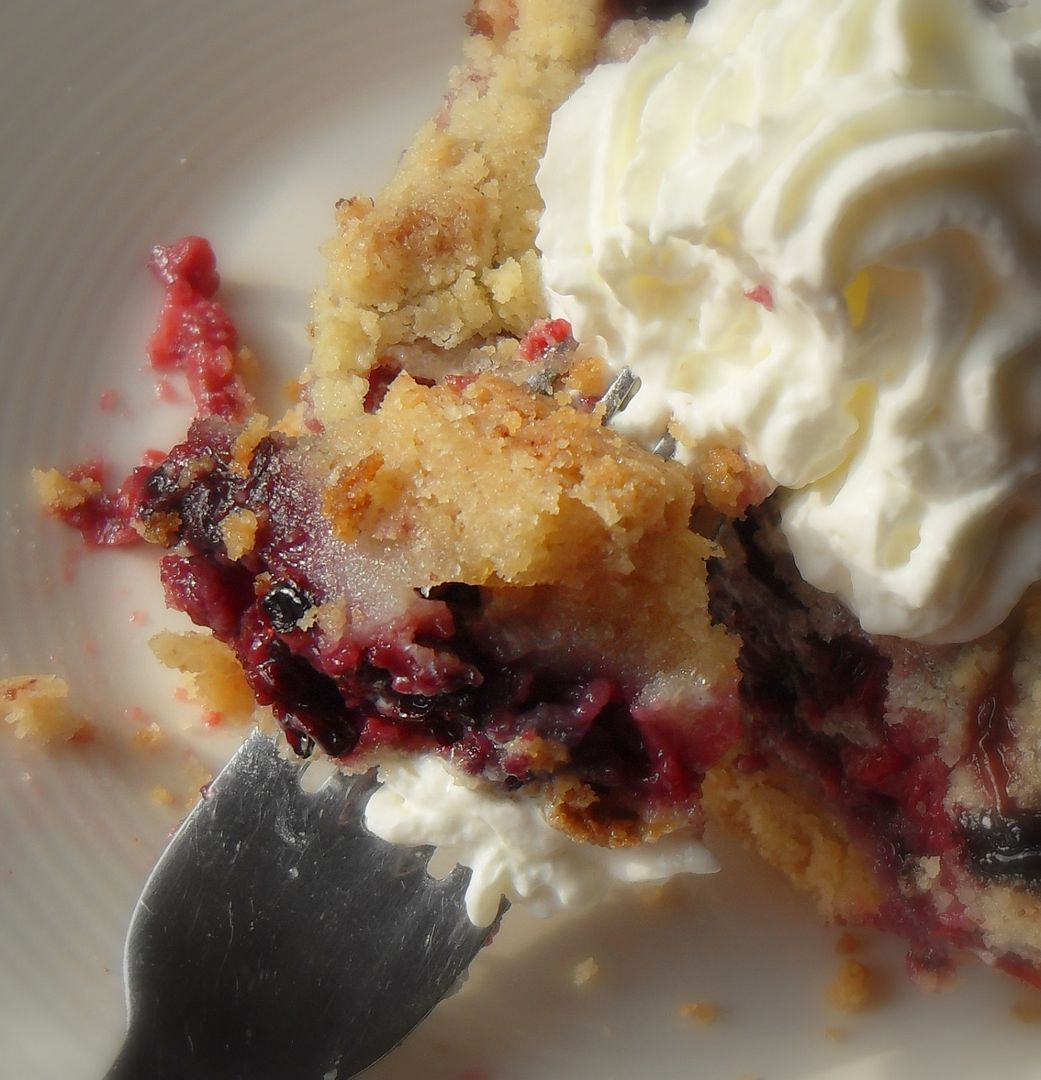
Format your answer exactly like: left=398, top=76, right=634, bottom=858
left=2, top=3, right=1041, bottom=1078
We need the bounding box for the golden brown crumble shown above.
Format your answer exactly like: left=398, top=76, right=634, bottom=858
left=150, top=631, right=254, bottom=723
left=181, top=755, right=216, bottom=812
left=702, top=760, right=883, bottom=924
left=1012, top=995, right=1041, bottom=1023
left=572, top=957, right=599, bottom=987
left=308, top=0, right=608, bottom=397
left=826, top=959, right=879, bottom=1014
left=678, top=1000, right=723, bottom=1025
left=560, top=349, right=610, bottom=400
left=136, top=510, right=181, bottom=547
left=229, top=413, right=270, bottom=478
left=32, top=468, right=101, bottom=512
left=502, top=732, right=571, bottom=772
left=313, top=375, right=731, bottom=656
left=322, top=451, right=393, bottom=542
left=695, top=446, right=772, bottom=518
left=0, top=675, right=86, bottom=745
left=219, top=507, right=259, bottom=561
left=132, top=722, right=164, bottom=750
left=545, top=775, right=644, bottom=847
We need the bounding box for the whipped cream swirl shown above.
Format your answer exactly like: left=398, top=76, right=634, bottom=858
left=538, top=0, right=1041, bottom=643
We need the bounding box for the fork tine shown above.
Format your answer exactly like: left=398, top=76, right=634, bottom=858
left=598, top=367, right=641, bottom=423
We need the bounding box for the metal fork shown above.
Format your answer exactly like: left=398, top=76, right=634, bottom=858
left=105, top=729, right=504, bottom=1080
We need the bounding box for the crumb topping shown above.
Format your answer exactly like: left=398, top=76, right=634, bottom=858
left=0, top=676, right=86, bottom=745
left=150, top=631, right=254, bottom=724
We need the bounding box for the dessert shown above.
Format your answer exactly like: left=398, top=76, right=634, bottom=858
left=134, top=345, right=740, bottom=843
left=33, top=0, right=1041, bottom=992
left=535, top=0, right=1041, bottom=983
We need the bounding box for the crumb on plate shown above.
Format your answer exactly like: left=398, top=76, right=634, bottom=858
left=132, top=722, right=164, bottom=750
left=679, top=1000, right=723, bottom=1025
left=0, top=675, right=87, bottom=744
left=835, top=932, right=863, bottom=955
left=150, top=785, right=176, bottom=807
left=1012, top=996, right=1041, bottom=1023
left=181, top=755, right=215, bottom=812
left=31, top=467, right=101, bottom=512
left=827, top=959, right=879, bottom=1013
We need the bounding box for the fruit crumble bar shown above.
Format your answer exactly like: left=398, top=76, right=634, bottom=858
left=35, top=0, right=1041, bottom=991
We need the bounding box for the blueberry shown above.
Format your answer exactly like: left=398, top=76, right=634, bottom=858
left=961, top=810, right=1041, bottom=885
left=262, top=582, right=314, bottom=634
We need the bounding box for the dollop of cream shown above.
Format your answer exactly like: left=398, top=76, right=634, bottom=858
left=363, top=756, right=716, bottom=926
left=537, top=0, right=1041, bottom=643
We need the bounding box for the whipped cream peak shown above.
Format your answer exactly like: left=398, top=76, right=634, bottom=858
left=538, top=0, right=1041, bottom=643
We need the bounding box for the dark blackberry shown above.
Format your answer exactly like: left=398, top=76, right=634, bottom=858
left=262, top=582, right=314, bottom=634
left=962, top=810, right=1041, bottom=885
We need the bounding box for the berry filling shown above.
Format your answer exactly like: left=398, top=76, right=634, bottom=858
left=133, top=408, right=739, bottom=837
left=709, top=515, right=1041, bottom=979
left=146, top=237, right=252, bottom=422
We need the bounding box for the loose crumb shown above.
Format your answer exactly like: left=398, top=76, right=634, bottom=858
left=151, top=630, right=254, bottom=723
left=70, top=723, right=97, bottom=745
left=824, top=1025, right=849, bottom=1042
left=150, top=785, right=176, bottom=807
left=31, top=468, right=100, bottom=512
left=835, top=932, right=863, bottom=955
left=0, top=675, right=87, bottom=744
left=132, top=722, right=164, bottom=750
left=679, top=1000, right=723, bottom=1025
left=181, top=756, right=215, bottom=811
left=1012, top=997, right=1041, bottom=1023
left=219, top=507, right=259, bottom=560
left=572, top=957, right=599, bottom=987
left=827, top=959, right=878, bottom=1013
